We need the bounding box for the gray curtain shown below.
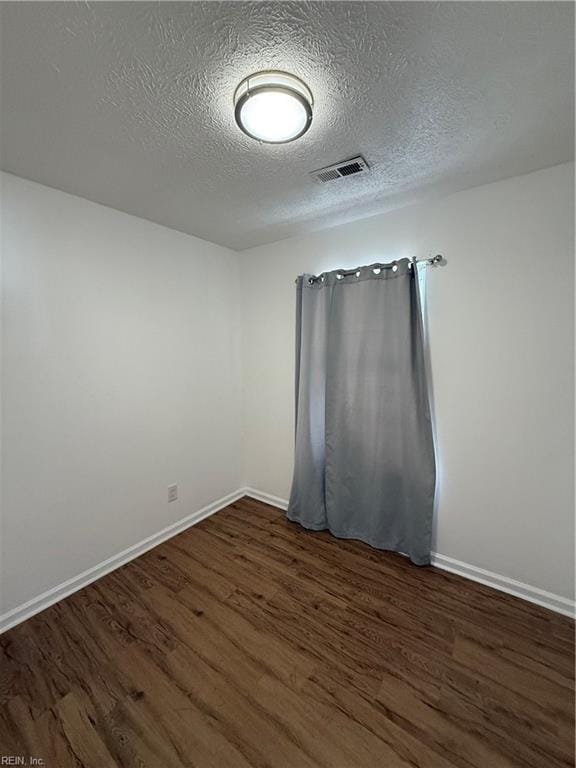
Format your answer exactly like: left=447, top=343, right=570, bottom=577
left=287, top=258, right=436, bottom=565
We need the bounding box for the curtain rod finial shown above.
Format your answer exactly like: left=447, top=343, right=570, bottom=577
left=422, top=254, right=444, bottom=267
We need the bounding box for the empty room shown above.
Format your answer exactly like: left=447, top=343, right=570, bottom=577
left=0, top=1, right=574, bottom=767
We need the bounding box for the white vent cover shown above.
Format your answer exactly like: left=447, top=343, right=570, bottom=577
left=310, top=156, right=370, bottom=183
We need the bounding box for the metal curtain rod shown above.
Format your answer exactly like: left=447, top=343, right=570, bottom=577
left=298, top=254, right=444, bottom=284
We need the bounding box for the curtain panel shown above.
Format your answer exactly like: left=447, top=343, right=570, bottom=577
left=287, top=258, right=436, bottom=565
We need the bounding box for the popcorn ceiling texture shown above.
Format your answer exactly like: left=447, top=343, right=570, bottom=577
left=0, top=1, right=573, bottom=250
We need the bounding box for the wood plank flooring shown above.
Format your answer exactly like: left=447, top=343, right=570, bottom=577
left=1, top=496, right=574, bottom=767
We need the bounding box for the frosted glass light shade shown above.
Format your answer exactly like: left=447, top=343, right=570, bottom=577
left=234, top=71, right=313, bottom=144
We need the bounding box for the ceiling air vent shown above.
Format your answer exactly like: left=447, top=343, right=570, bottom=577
left=310, top=156, right=370, bottom=183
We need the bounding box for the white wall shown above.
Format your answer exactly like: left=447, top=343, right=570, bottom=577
left=2, top=163, right=573, bottom=619
left=241, top=162, right=575, bottom=601
left=1, top=172, right=243, bottom=615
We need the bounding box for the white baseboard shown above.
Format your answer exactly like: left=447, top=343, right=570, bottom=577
left=0, top=489, right=245, bottom=635
left=243, top=488, right=575, bottom=620
left=2, top=486, right=573, bottom=634
left=244, top=486, right=289, bottom=511
left=430, top=553, right=575, bottom=618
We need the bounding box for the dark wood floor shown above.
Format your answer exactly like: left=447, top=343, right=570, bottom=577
left=1, top=497, right=574, bottom=768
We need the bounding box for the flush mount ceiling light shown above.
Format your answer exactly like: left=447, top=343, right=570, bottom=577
left=234, top=71, right=313, bottom=144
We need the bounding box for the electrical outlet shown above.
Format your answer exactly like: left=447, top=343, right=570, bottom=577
left=168, top=484, right=178, bottom=503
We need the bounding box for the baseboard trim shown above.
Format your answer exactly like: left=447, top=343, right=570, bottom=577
left=243, top=488, right=575, bottom=619
left=243, top=486, right=289, bottom=511
left=3, top=486, right=573, bottom=633
left=430, top=553, right=575, bottom=618
left=0, top=488, right=245, bottom=635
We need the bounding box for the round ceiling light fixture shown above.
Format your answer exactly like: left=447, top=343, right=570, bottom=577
left=234, top=71, right=313, bottom=144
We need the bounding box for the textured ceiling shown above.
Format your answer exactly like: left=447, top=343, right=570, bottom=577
left=1, top=2, right=574, bottom=250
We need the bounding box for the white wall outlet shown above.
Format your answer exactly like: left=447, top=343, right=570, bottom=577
left=167, top=484, right=178, bottom=503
